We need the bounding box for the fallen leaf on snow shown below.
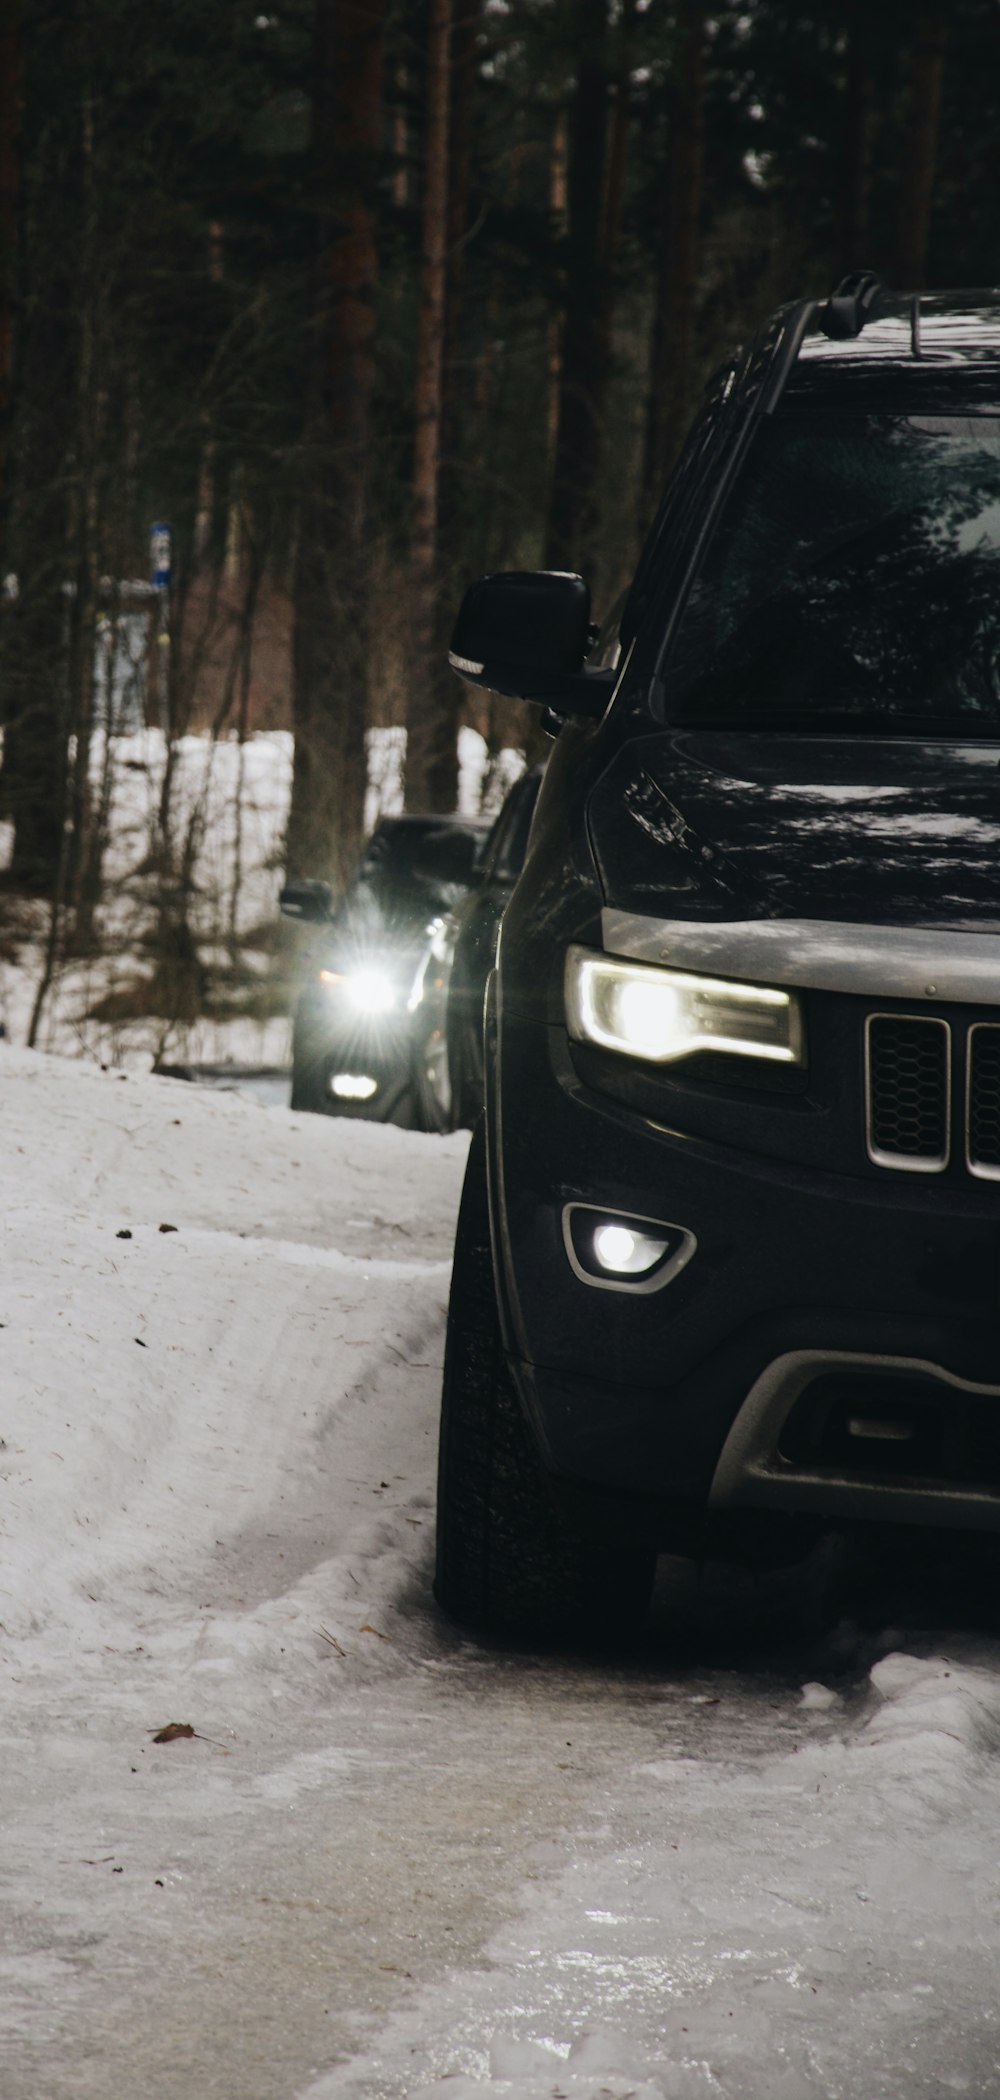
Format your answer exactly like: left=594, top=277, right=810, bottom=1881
left=148, top=1721, right=231, bottom=1750
left=359, top=1623, right=392, bottom=1642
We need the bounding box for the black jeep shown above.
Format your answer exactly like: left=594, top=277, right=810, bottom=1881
left=436, top=277, right=1000, bottom=1641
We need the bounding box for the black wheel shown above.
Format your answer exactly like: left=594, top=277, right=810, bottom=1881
left=434, top=1122, right=656, bottom=1644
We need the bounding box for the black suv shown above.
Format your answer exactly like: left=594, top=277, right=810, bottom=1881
left=435, top=278, right=1000, bottom=1641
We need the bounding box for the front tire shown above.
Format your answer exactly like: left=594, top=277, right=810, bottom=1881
left=434, top=1123, right=656, bottom=1644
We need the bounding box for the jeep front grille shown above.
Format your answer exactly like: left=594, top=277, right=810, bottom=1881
left=865, top=1014, right=950, bottom=1171
left=967, top=1024, right=1000, bottom=1178
left=864, top=1015, right=1000, bottom=1178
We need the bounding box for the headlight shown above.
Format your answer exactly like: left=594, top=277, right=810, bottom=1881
left=564, top=946, right=804, bottom=1067
left=348, top=967, right=396, bottom=1015
left=320, top=966, right=398, bottom=1015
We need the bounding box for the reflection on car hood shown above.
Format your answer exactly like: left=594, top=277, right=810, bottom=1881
left=589, top=730, right=1000, bottom=933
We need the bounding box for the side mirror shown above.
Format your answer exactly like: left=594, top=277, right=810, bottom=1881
left=279, top=879, right=334, bottom=923
left=449, top=571, right=614, bottom=719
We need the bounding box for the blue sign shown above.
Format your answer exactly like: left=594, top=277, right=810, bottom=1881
left=150, top=522, right=172, bottom=591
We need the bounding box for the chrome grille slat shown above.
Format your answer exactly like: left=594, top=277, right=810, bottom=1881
left=865, top=1014, right=950, bottom=1172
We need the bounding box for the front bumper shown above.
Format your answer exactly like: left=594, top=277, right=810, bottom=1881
left=491, top=1010, right=1000, bottom=1536
left=293, top=989, right=417, bottom=1120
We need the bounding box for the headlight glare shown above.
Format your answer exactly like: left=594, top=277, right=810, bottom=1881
left=346, top=967, right=397, bottom=1015
left=565, top=946, right=804, bottom=1067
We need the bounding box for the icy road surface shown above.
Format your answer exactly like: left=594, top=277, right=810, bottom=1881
left=3, top=1047, right=1000, bottom=2100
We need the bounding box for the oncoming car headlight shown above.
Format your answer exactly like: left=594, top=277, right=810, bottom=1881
left=320, top=966, right=398, bottom=1015
left=564, top=946, right=804, bottom=1067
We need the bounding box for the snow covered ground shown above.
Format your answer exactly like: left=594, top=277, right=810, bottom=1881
left=5, top=1046, right=1000, bottom=2099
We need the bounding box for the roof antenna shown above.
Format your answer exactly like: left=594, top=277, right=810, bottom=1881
left=820, top=271, right=887, bottom=340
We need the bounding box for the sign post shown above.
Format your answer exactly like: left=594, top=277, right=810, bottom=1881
left=150, top=522, right=172, bottom=592
left=148, top=522, right=172, bottom=730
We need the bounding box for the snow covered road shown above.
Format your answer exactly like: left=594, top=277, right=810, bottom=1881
left=3, top=1049, right=1000, bottom=2099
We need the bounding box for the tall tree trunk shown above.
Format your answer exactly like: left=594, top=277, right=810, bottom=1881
left=2, top=6, right=75, bottom=892
left=894, top=6, right=947, bottom=288
left=544, top=0, right=610, bottom=577
left=288, top=0, right=386, bottom=888
left=405, top=0, right=453, bottom=812
left=643, top=0, right=705, bottom=511
left=432, top=0, right=481, bottom=793
left=438, top=0, right=480, bottom=522
left=546, top=107, right=568, bottom=468
left=0, top=0, right=20, bottom=567
left=65, top=74, right=102, bottom=934
left=837, top=1, right=878, bottom=275
left=444, top=0, right=478, bottom=360
left=599, top=0, right=636, bottom=279
left=391, top=58, right=410, bottom=210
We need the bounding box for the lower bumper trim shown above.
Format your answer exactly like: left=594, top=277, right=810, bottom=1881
left=709, top=1347, right=1000, bottom=1530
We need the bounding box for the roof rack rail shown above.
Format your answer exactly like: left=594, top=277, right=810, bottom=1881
left=819, top=271, right=887, bottom=341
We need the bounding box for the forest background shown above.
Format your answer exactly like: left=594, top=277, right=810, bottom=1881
left=0, top=0, right=997, bottom=1055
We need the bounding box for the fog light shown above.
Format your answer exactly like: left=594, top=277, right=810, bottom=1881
left=330, top=1072, right=379, bottom=1101
left=563, top=1204, right=696, bottom=1294
left=593, top=1222, right=667, bottom=1275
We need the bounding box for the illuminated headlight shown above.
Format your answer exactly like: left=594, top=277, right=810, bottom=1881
left=348, top=968, right=397, bottom=1015
left=321, top=967, right=397, bottom=1015
left=565, top=946, right=804, bottom=1067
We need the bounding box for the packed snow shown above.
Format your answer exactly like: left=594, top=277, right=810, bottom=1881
left=4, top=1046, right=1000, bottom=2099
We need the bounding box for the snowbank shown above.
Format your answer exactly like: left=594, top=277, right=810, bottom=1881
left=0, top=1045, right=469, bottom=1707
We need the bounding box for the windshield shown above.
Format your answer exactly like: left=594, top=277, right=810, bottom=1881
left=666, top=414, right=1000, bottom=730
left=335, top=820, right=483, bottom=944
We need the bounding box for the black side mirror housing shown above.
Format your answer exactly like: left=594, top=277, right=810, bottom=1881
left=449, top=571, right=614, bottom=719
left=279, top=879, right=334, bottom=923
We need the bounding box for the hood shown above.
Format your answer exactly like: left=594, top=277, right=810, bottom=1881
left=588, top=729, right=1000, bottom=933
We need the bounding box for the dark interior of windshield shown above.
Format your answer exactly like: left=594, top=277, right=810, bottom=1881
left=344, top=823, right=481, bottom=933
left=666, top=414, right=1000, bottom=728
